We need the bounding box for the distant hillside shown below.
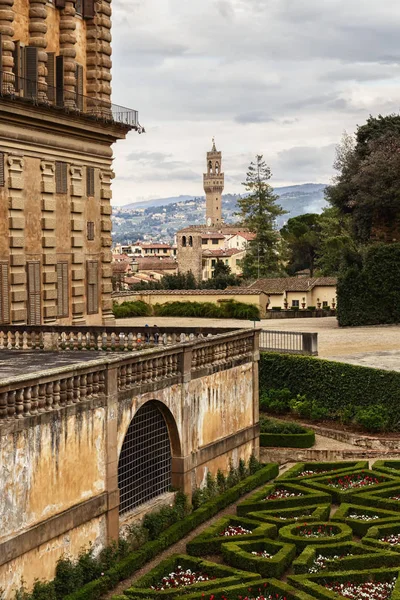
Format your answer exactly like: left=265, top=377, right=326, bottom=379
left=112, top=183, right=328, bottom=245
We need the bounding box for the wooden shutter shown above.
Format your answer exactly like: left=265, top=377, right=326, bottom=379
left=83, top=0, right=95, bottom=19
left=27, top=261, right=41, bottom=325
left=87, top=166, right=95, bottom=197
left=0, top=152, right=4, bottom=187
left=76, top=63, right=84, bottom=110
left=56, top=262, right=69, bottom=318
left=0, top=33, right=3, bottom=92
left=55, top=0, right=66, bottom=8
left=24, top=46, right=38, bottom=98
left=46, top=52, right=56, bottom=103
left=55, top=161, right=68, bottom=194
left=56, top=55, right=64, bottom=107
left=12, top=41, right=23, bottom=93
left=87, top=260, right=98, bottom=314
left=0, top=263, right=10, bottom=324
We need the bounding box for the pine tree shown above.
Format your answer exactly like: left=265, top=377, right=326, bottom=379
left=237, top=155, right=286, bottom=279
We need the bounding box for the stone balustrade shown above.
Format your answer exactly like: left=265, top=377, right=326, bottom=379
left=0, top=329, right=258, bottom=423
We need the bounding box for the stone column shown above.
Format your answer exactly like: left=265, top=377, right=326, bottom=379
left=0, top=0, right=15, bottom=88
left=105, top=365, right=120, bottom=543
left=59, top=0, right=76, bottom=107
left=29, top=0, right=47, bottom=99
left=86, top=0, right=112, bottom=115
left=100, top=169, right=114, bottom=325
left=41, top=160, right=57, bottom=323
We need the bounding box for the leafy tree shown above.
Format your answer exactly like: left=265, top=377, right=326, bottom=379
left=316, top=207, right=360, bottom=276
left=326, top=115, right=400, bottom=243
left=160, top=271, right=198, bottom=290
left=280, top=213, right=322, bottom=276
left=236, top=155, right=286, bottom=278
left=213, top=260, right=231, bottom=278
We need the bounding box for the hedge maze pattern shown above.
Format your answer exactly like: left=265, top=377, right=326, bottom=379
left=115, top=461, right=400, bottom=600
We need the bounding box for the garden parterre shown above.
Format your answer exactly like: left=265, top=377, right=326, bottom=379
left=113, top=463, right=400, bottom=600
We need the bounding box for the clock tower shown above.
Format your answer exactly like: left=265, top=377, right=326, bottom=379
left=203, top=138, right=224, bottom=226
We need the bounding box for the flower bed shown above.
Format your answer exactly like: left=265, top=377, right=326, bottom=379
left=278, top=521, right=352, bottom=552
left=123, top=554, right=259, bottom=599
left=288, top=567, right=400, bottom=600
left=221, top=539, right=296, bottom=578
left=300, top=470, right=400, bottom=503
left=237, top=483, right=330, bottom=516
left=332, top=503, right=400, bottom=536
left=364, top=523, right=400, bottom=554
left=277, top=462, right=369, bottom=482
left=350, top=485, right=400, bottom=513
left=187, top=516, right=276, bottom=557
left=292, top=542, right=400, bottom=575
left=247, top=504, right=331, bottom=528
left=373, top=461, right=400, bottom=478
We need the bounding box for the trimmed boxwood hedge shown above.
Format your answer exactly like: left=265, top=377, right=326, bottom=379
left=372, top=460, right=400, bottom=478
left=186, top=515, right=276, bottom=556
left=237, top=483, right=331, bottom=516
left=299, top=469, right=400, bottom=503
left=259, top=353, right=400, bottom=430
left=221, top=538, right=296, bottom=577
left=347, top=484, right=400, bottom=513
left=247, top=504, right=331, bottom=528
left=64, top=463, right=278, bottom=600
left=278, top=521, right=352, bottom=553
left=363, top=523, right=400, bottom=554
left=123, top=554, right=259, bottom=599
left=277, top=461, right=369, bottom=482
left=331, top=503, right=400, bottom=536
left=260, top=429, right=315, bottom=448
left=292, top=541, right=396, bottom=574
left=289, top=567, right=400, bottom=600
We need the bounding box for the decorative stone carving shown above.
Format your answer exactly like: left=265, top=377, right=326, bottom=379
left=41, top=160, right=55, bottom=194
left=0, top=0, right=15, bottom=81
left=86, top=0, right=112, bottom=110
left=59, top=0, right=77, bottom=106
left=29, top=0, right=48, bottom=98
left=7, top=155, right=24, bottom=190
left=70, top=165, right=83, bottom=197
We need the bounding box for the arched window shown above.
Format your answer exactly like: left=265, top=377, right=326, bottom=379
left=208, top=160, right=213, bottom=174
left=118, top=402, right=172, bottom=514
left=189, top=236, right=193, bottom=247
left=182, top=236, right=187, bottom=247
left=215, top=162, right=220, bottom=175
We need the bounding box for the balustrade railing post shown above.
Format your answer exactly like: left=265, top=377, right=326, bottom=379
left=179, top=346, right=193, bottom=383
left=302, top=332, right=318, bottom=356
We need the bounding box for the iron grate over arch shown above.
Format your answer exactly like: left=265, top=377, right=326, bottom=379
left=118, top=402, right=172, bottom=514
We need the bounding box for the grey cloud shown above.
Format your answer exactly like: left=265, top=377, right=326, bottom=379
left=234, top=112, right=275, bottom=124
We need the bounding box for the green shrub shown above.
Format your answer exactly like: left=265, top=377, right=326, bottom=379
left=277, top=461, right=369, bottom=482
left=259, top=353, right=400, bottom=432
left=289, top=395, right=329, bottom=422
left=112, top=300, right=152, bottom=319
left=278, top=521, right=353, bottom=552
left=272, top=306, right=282, bottom=311
left=260, top=388, right=293, bottom=415
left=260, top=418, right=306, bottom=435
left=152, top=300, right=260, bottom=320
left=354, top=405, right=389, bottom=432
left=221, top=538, right=296, bottom=578
left=307, top=306, right=316, bottom=310
left=337, top=243, right=400, bottom=326
left=331, top=503, right=400, bottom=536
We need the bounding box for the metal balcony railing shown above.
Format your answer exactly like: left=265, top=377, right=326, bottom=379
left=0, top=70, right=141, bottom=130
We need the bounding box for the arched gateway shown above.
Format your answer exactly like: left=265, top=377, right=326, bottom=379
left=118, top=401, right=173, bottom=514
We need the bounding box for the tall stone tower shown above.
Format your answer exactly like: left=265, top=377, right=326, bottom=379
left=203, top=138, right=224, bottom=226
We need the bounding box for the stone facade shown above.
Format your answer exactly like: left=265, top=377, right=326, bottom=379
left=0, top=329, right=259, bottom=596
left=0, top=0, right=138, bottom=325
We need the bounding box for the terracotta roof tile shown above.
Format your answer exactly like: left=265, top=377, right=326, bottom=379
left=248, top=276, right=337, bottom=293
left=112, top=288, right=267, bottom=297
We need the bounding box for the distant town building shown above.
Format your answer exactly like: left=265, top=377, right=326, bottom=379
left=247, top=277, right=337, bottom=309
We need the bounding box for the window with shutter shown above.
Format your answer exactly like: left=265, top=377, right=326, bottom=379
left=0, top=263, right=10, bottom=325
left=83, top=0, right=95, bottom=19
left=55, top=161, right=68, bottom=194
left=46, top=52, right=56, bottom=103
left=27, top=261, right=41, bottom=325
left=56, top=55, right=64, bottom=107
left=76, top=63, right=84, bottom=110
left=56, top=262, right=69, bottom=318
left=87, top=221, right=95, bottom=241
left=87, top=166, right=95, bottom=197
left=87, top=260, right=99, bottom=314
left=75, top=0, right=83, bottom=15
left=24, top=46, right=38, bottom=99
left=0, top=152, right=4, bottom=187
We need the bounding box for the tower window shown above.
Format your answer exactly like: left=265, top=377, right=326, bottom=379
left=188, top=236, right=193, bottom=247
left=182, top=236, right=187, bottom=247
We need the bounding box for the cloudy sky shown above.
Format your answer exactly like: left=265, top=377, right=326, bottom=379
left=110, top=0, right=400, bottom=205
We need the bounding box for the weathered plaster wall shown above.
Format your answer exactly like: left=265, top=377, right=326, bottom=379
left=0, top=406, right=106, bottom=544
left=0, top=515, right=106, bottom=597
left=195, top=440, right=255, bottom=488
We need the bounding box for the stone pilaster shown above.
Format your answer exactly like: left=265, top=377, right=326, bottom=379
left=8, top=154, right=26, bottom=323
left=29, top=0, right=47, bottom=98
left=41, top=160, right=57, bottom=323
left=70, top=165, right=85, bottom=324
left=100, top=168, right=113, bottom=324
left=86, top=0, right=112, bottom=111
left=59, top=0, right=76, bottom=107
left=0, top=0, right=15, bottom=83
